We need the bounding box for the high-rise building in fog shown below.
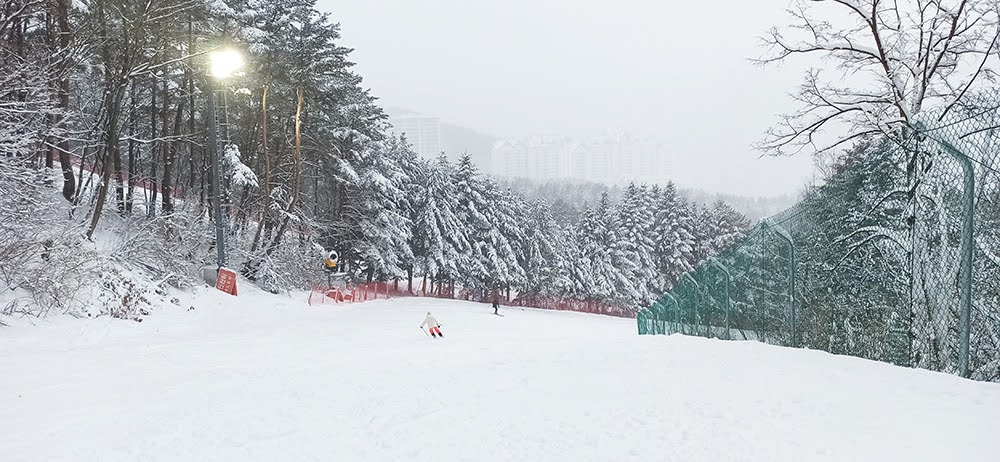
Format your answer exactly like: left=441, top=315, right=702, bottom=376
left=526, top=135, right=568, bottom=179
left=492, top=139, right=528, bottom=178
left=388, top=113, right=442, bottom=159
left=493, top=136, right=577, bottom=180
left=489, top=132, right=670, bottom=185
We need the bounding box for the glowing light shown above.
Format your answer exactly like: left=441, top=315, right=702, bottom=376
left=209, top=49, right=243, bottom=79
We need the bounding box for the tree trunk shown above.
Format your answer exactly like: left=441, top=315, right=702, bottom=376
left=126, top=83, right=137, bottom=214
left=313, top=165, right=320, bottom=216
left=79, top=143, right=101, bottom=206
left=259, top=87, right=303, bottom=264
left=149, top=66, right=169, bottom=217
left=43, top=11, right=54, bottom=170
left=87, top=85, right=125, bottom=239
left=162, top=96, right=184, bottom=214
left=86, top=0, right=124, bottom=239
left=907, top=147, right=930, bottom=369
left=73, top=142, right=90, bottom=206
left=249, top=85, right=270, bottom=253
left=186, top=14, right=196, bottom=201
left=54, top=0, right=75, bottom=200
left=113, top=106, right=125, bottom=215
left=200, top=117, right=207, bottom=208
left=39, top=0, right=76, bottom=202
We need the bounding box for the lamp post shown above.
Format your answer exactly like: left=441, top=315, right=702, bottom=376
left=206, top=49, right=243, bottom=270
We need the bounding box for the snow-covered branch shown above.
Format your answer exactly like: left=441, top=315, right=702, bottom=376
left=758, top=0, right=1000, bottom=156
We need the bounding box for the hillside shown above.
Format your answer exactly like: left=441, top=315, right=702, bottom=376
left=2, top=288, right=998, bottom=461
left=440, top=121, right=498, bottom=170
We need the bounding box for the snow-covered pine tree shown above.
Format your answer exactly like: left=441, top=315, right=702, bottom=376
left=616, top=183, right=659, bottom=306
left=652, top=182, right=697, bottom=289
left=484, top=183, right=529, bottom=294
left=233, top=0, right=390, bottom=284
left=451, top=155, right=491, bottom=288
left=393, top=135, right=428, bottom=292
left=691, top=202, right=715, bottom=267
left=412, top=154, right=469, bottom=292
left=707, top=200, right=751, bottom=255
left=565, top=205, right=597, bottom=300
left=794, top=139, right=910, bottom=361
left=523, top=199, right=573, bottom=297
left=451, top=155, right=526, bottom=293
left=350, top=136, right=416, bottom=281
left=577, top=192, right=638, bottom=305
left=575, top=205, right=607, bottom=300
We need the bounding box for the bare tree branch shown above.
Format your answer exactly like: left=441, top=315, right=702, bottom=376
left=758, top=0, right=1000, bottom=157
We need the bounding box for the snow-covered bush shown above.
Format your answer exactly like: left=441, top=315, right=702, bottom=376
left=94, top=267, right=152, bottom=321
left=224, top=144, right=258, bottom=190
left=236, top=222, right=325, bottom=293
left=106, top=205, right=213, bottom=289
left=0, top=159, right=98, bottom=317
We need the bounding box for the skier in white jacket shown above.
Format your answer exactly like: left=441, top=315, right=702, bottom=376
left=421, top=312, right=443, bottom=338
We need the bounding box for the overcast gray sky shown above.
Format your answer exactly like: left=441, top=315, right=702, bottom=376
left=317, top=0, right=818, bottom=197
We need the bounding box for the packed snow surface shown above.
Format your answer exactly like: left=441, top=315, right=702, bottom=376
left=2, top=285, right=999, bottom=461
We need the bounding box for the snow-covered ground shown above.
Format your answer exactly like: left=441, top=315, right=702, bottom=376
left=2, top=285, right=999, bottom=461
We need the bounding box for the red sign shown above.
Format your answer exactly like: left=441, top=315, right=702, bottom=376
left=216, top=268, right=238, bottom=296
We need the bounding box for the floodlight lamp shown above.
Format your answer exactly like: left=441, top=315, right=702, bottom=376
left=209, top=49, right=243, bottom=79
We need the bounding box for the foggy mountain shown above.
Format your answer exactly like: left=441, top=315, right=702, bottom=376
left=441, top=122, right=498, bottom=171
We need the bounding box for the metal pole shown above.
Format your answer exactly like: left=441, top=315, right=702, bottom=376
left=710, top=259, right=732, bottom=340
left=683, top=273, right=699, bottom=336
left=665, top=293, right=679, bottom=335
left=789, top=239, right=796, bottom=347
left=764, top=220, right=796, bottom=347
left=655, top=301, right=665, bottom=335
left=653, top=298, right=664, bottom=334
left=206, top=77, right=226, bottom=269
left=933, top=137, right=975, bottom=378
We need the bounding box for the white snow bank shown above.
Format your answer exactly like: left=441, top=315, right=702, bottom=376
left=1, top=285, right=998, bottom=461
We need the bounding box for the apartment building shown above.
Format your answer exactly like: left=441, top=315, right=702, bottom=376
left=388, top=114, right=442, bottom=159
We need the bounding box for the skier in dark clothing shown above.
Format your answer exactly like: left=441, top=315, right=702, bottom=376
left=492, top=297, right=500, bottom=315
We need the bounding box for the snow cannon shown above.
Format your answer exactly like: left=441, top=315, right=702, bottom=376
left=323, top=250, right=339, bottom=271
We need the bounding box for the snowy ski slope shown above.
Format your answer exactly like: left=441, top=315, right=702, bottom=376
left=2, top=284, right=999, bottom=461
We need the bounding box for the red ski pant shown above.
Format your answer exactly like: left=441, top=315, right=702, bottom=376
left=429, top=326, right=441, bottom=336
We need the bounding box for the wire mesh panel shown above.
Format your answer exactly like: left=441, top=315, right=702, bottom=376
left=636, top=309, right=653, bottom=335
left=921, top=110, right=1000, bottom=380
left=702, top=261, right=731, bottom=340
left=673, top=275, right=699, bottom=336
left=972, top=161, right=1000, bottom=380
left=718, top=233, right=765, bottom=342
left=639, top=111, right=1000, bottom=382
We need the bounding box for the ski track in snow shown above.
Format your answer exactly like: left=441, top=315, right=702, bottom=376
left=2, top=284, right=999, bottom=461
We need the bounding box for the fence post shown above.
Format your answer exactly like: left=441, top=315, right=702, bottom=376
left=664, top=293, right=679, bottom=335
left=652, top=301, right=664, bottom=335
left=682, top=273, right=700, bottom=336
left=709, top=259, right=732, bottom=340
left=919, top=124, right=976, bottom=378
left=764, top=220, right=796, bottom=348
left=653, top=300, right=667, bottom=335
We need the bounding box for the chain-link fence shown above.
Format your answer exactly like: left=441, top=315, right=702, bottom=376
left=639, top=111, right=1000, bottom=381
